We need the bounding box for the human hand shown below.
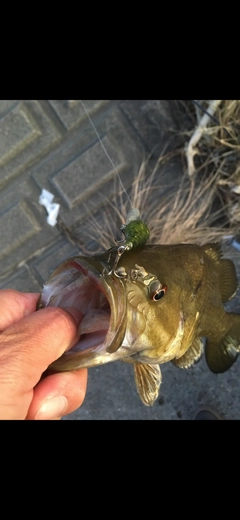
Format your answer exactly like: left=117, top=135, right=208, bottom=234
left=0, top=289, right=87, bottom=419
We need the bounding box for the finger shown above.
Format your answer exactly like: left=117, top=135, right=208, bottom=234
left=0, top=307, right=81, bottom=398
left=0, top=290, right=39, bottom=331
left=26, top=369, right=88, bottom=419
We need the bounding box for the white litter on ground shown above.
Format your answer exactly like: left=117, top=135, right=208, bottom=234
left=231, top=185, right=240, bottom=195
left=39, top=189, right=60, bottom=227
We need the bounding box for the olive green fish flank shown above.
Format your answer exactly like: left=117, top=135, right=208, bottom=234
left=39, top=243, right=240, bottom=406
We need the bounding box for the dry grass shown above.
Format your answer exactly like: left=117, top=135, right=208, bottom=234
left=80, top=149, right=238, bottom=255
left=61, top=101, right=240, bottom=256
left=183, top=100, right=240, bottom=224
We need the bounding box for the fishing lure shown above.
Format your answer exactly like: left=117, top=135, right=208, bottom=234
left=109, top=208, right=150, bottom=277
left=120, top=208, right=150, bottom=249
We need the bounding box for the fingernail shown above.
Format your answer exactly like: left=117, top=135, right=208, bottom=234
left=35, top=396, right=68, bottom=420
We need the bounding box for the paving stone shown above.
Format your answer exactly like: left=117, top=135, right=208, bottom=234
left=49, top=100, right=109, bottom=130
left=0, top=103, right=38, bottom=166
left=52, top=136, right=126, bottom=209
left=29, top=237, right=80, bottom=285
left=0, top=100, right=18, bottom=118
left=120, top=100, right=179, bottom=155
left=0, top=176, right=59, bottom=280
left=32, top=104, right=142, bottom=228
left=0, top=265, right=41, bottom=292
left=0, top=100, right=62, bottom=188
left=0, top=201, right=40, bottom=259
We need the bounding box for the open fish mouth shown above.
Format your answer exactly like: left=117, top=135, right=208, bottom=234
left=38, top=254, right=129, bottom=371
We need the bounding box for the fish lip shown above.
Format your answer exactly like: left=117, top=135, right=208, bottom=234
left=40, top=255, right=128, bottom=371
left=76, top=257, right=127, bottom=354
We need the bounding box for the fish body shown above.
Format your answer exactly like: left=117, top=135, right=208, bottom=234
left=39, top=243, right=240, bottom=405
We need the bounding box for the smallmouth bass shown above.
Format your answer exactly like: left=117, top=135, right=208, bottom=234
left=38, top=242, right=240, bottom=406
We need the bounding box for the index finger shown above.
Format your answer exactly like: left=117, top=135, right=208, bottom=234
left=0, top=290, right=40, bottom=331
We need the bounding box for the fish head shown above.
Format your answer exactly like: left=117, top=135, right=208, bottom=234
left=39, top=245, right=187, bottom=371
left=116, top=246, right=186, bottom=364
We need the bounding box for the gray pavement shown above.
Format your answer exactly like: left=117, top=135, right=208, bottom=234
left=0, top=100, right=240, bottom=420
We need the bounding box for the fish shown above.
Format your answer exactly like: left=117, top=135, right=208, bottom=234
left=38, top=242, right=240, bottom=406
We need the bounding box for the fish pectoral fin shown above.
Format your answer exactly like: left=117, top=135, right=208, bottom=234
left=123, top=359, right=162, bottom=406
left=205, top=313, right=240, bottom=373
left=171, top=338, right=204, bottom=369
left=134, top=362, right=162, bottom=406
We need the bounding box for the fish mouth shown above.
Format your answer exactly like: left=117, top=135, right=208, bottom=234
left=39, top=255, right=129, bottom=371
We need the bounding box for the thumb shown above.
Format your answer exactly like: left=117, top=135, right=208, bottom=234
left=0, top=306, right=81, bottom=396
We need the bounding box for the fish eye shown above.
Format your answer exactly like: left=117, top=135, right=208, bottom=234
left=149, top=280, right=167, bottom=301
left=152, top=288, right=167, bottom=301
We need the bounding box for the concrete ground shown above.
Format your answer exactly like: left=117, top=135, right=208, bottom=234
left=0, top=100, right=240, bottom=420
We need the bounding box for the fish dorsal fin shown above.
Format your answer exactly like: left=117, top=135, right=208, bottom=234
left=201, top=243, right=238, bottom=302
left=133, top=362, right=162, bottom=406
left=201, top=242, right=223, bottom=262
left=171, top=338, right=204, bottom=369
